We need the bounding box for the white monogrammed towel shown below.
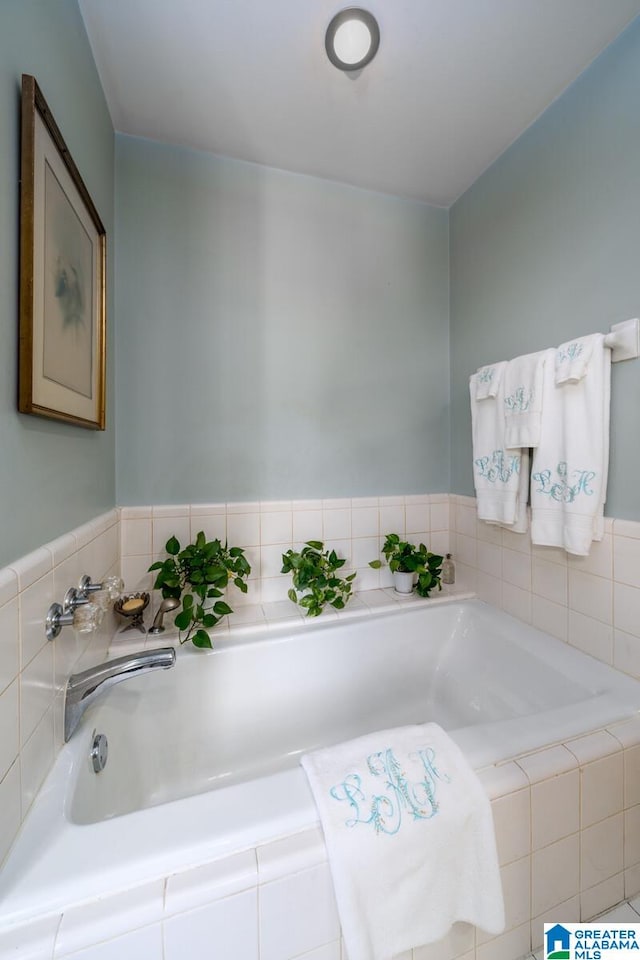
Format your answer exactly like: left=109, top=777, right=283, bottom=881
left=474, top=361, right=506, bottom=400
left=301, top=723, right=505, bottom=960
left=555, top=334, right=596, bottom=384
left=531, top=337, right=611, bottom=555
left=470, top=371, right=528, bottom=529
left=503, top=351, right=546, bottom=449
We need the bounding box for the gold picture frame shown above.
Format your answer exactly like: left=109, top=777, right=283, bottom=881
left=19, top=74, right=106, bottom=430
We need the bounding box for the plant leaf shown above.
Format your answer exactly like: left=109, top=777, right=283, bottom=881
left=175, top=609, right=192, bottom=631
left=191, top=630, right=213, bottom=649
left=165, top=536, right=180, bottom=556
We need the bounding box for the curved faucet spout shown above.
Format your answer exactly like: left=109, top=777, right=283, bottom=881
left=64, top=647, right=176, bottom=742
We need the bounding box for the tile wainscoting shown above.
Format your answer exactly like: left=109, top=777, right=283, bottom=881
left=0, top=511, right=120, bottom=868
left=450, top=495, right=640, bottom=680
left=120, top=494, right=640, bottom=682
left=119, top=495, right=451, bottom=611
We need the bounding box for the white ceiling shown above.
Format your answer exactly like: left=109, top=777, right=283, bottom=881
left=79, top=0, right=640, bottom=206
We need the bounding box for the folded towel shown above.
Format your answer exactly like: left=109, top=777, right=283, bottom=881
left=470, top=372, right=528, bottom=529
left=503, top=351, right=546, bottom=449
left=302, top=723, right=505, bottom=960
left=555, top=334, right=596, bottom=384
left=474, top=361, right=506, bottom=400
left=531, top=338, right=611, bottom=555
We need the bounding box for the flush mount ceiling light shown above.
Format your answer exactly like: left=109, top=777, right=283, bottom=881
left=325, top=8, right=380, bottom=72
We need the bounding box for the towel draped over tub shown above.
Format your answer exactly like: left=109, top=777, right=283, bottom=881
left=302, top=722, right=505, bottom=960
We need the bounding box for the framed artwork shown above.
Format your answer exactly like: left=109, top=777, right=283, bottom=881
left=19, top=74, right=106, bottom=430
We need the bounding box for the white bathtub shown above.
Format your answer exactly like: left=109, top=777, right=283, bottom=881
left=2, top=598, right=640, bottom=927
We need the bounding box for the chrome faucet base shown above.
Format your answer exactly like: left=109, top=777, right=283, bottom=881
left=64, top=647, right=176, bottom=741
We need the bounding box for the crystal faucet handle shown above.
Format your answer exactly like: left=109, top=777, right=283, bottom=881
left=91, top=576, right=125, bottom=612
left=91, top=590, right=112, bottom=612
left=46, top=598, right=105, bottom=641
left=102, top=576, right=124, bottom=600
left=79, top=574, right=124, bottom=601
left=72, top=601, right=105, bottom=634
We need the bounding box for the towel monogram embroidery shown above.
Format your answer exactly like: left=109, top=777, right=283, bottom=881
left=329, top=747, right=450, bottom=835
left=475, top=450, right=520, bottom=484
left=477, top=367, right=494, bottom=383
left=556, top=342, right=583, bottom=364
left=504, top=386, right=534, bottom=412
left=532, top=461, right=595, bottom=503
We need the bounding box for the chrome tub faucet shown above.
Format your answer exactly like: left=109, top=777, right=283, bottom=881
left=64, top=647, right=176, bottom=742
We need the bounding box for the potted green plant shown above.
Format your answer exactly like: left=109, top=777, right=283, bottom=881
left=369, top=533, right=443, bottom=597
left=148, top=531, right=251, bottom=648
left=281, top=540, right=357, bottom=617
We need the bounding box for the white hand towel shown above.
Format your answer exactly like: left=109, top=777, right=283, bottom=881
left=531, top=338, right=611, bottom=556
left=470, top=372, right=528, bottom=529
left=301, top=723, right=504, bottom=960
left=506, top=447, right=529, bottom=533
left=555, top=334, right=596, bottom=384
left=503, top=351, right=546, bottom=449
left=474, top=361, right=506, bottom=400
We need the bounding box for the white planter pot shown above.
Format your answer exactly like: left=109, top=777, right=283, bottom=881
left=393, top=571, right=414, bottom=595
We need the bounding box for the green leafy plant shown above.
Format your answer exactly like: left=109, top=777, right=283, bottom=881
left=149, top=532, right=251, bottom=648
left=281, top=540, right=357, bottom=617
left=369, top=533, right=443, bottom=598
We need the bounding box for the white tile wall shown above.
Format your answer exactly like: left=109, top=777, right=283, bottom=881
left=0, top=510, right=120, bottom=869
left=60, top=924, right=164, bottom=960
left=259, top=862, right=340, bottom=960
left=452, top=495, right=640, bottom=679
left=54, top=881, right=164, bottom=956
left=164, top=889, right=259, bottom=960
left=122, top=496, right=450, bottom=615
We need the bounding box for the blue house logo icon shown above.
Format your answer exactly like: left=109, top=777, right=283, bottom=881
left=546, top=924, right=571, bottom=959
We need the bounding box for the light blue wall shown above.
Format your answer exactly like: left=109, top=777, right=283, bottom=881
left=0, top=0, right=115, bottom=567
left=115, top=136, right=450, bottom=504
left=7, top=6, right=635, bottom=535
left=450, top=18, right=640, bottom=519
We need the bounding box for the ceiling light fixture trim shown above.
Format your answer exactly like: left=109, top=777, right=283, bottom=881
left=325, top=8, right=380, bottom=72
